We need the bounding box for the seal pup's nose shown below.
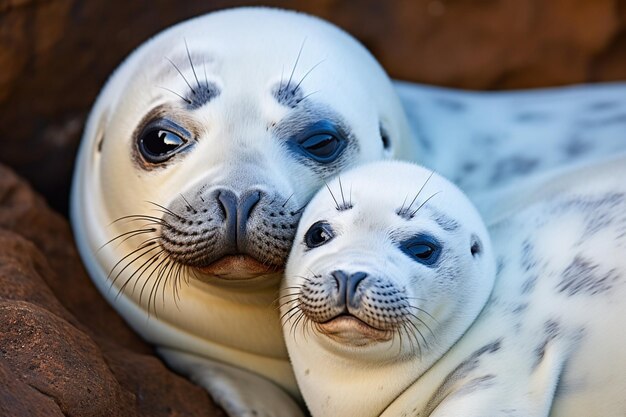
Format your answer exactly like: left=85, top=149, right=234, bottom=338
left=331, top=270, right=368, bottom=308
left=216, top=189, right=262, bottom=250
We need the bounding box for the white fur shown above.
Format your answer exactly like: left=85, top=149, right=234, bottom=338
left=70, top=8, right=416, bottom=417
left=282, top=160, right=626, bottom=417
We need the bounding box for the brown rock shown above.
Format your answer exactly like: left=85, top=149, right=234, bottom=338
left=0, top=301, right=138, bottom=417
left=0, top=164, right=223, bottom=416
left=0, top=357, right=64, bottom=417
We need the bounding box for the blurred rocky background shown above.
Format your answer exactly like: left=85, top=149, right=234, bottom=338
left=0, top=1, right=625, bottom=416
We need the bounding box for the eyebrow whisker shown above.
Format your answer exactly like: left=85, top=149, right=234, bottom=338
left=165, top=57, right=196, bottom=96
left=184, top=38, right=201, bottom=91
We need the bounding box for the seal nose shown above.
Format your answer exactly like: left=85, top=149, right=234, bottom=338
left=216, top=189, right=262, bottom=250
left=331, top=270, right=368, bottom=308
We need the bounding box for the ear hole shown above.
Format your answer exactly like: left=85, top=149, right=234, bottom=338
left=470, top=235, right=482, bottom=257
left=379, top=123, right=391, bottom=150
left=96, top=134, right=104, bottom=152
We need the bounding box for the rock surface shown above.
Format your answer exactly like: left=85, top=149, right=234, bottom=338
left=0, top=0, right=625, bottom=213
left=0, top=164, right=226, bottom=416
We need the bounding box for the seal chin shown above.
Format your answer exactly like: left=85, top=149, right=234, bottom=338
left=196, top=255, right=282, bottom=280
left=317, top=315, right=392, bottom=346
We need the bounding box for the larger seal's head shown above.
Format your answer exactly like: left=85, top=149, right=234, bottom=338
left=281, top=162, right=495, bottom=401
left=71, top=8, right=417, bottom=298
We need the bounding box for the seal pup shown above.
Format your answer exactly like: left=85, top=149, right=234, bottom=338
left=70, top=8, right=417, bottom=416
left=281, top=160, right=626, bottom=417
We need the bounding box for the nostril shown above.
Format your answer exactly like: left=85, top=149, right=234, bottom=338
left=347, top=272, right=368, bottom=305
left=239, top=190, right=262, bottom=221
left=236, top=190, right=263, bottom=250
left=331, top=270, right=349, bottom=307
left=217, top=190, right=238, bottom=220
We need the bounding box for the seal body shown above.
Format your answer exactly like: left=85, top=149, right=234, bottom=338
left=70, top=8, right=416, bottom=416
left=281, top=160, right=626, bottom=417
left=395, top=81, right=626, bottom=200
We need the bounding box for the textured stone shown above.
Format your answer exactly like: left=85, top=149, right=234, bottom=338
left=0, top=165, right=224, bottom=416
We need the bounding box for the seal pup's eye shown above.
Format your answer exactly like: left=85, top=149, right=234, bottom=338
left=137, top=120, right=191, bottom=163
left=293, top=120, right=347, bottom=163
left=304, top=221, right=335, bottom=248
left=400, top=235, right=442, bottom=266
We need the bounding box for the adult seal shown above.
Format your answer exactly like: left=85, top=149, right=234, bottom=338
left=70, top=8, right=417, bottom=417
left=281, top=160, right=626, bottom=417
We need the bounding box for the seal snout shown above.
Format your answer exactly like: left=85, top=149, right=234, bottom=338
left=297, top=269, right=411, bottom=344
left=216, top=188, right=262, bottom=252
left=331, top=270, right=368, bottom=309
left=158, top=184, right=300, bottom=278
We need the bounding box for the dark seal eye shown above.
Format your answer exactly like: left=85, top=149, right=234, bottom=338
left=301, top=133, right=342, bottom=161
left=292, top=120, right=347, bottom=163
left=400, top=235, right=442, bottom=266
left=137, top=120, right=191, bottom=163
left=304, top=221, right=335, bottom=248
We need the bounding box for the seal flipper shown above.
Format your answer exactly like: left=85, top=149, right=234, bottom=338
left=382, top=341, right=567, bottom=417
left=158, top=348, right=306, bottom=417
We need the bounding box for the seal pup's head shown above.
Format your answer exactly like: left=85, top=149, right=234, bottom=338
left=72, top=8, right=417, bottom=304
left=281, top=160, right=495, bottom=417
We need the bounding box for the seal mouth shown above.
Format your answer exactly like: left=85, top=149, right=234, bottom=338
left=317, top=314, right=392, bottom=345
left=196, top=255, right=282, bottom=280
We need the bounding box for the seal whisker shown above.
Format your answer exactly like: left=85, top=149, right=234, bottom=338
left=285, top=38, right=306, bottom=93
left=401, top=171, right=435, bottom=217
left=118, top=248, right=165, bottom=297
left=146, top=201, right=185, bottom=219
left=409, top=191, right=442, bottom=218
left=110, top=242, right=159, bottom=290
left=149, top=259, right=172, bottom=317
left=132, top=252, right=163, bottom=294
left=324, top=181, right=341, bottom=211
left=139, top=254, right=170, bottom=308
left=293, top=58, right=326, bottom=92
left=203, top=61, right=209, bottom=90
left=165, top=56, right=196, bottom=95
left=111, top=214, right=167, bottom=225
left=184, top=38, right=202, bottom=91
left=296, top=90, right=319, bottom=104
left=405, top=311, right=436, bottom=341
left=99, top=228, right=157, bottom=250
left=180, top=193, right=197, bottom=213
left=405, top=305, right=439, bottom=323
left=404, top=315, right=429, bottom=351
left=157, top=86, right=192, bottom=104
left=282, top=193, right=294, bottom=208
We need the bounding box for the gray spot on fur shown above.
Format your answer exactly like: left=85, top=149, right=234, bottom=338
left=533, top=320, right=560, bottom=368
left=424, top=339, right=502, bottom=414
left=434, top=97, right=466, bottom=112
left=431, top=209, right=461, bottom=232
left=403, top=106, right=432, bottom=151
left=185, top=82, right=220, bottom=110
left=496, top=257, right=506, bottom=276
left=451, top=374, right=497, bottom=397
left=515, top=111, right=552, bottom=123
left=588, top=101, right=619, bottom=111
left=273, top=81, right=305, bottom=108
left=512, top=303, right=528, bottom=314
left=563, top=136, right=592, bottom=158
left=557, top=255, right=617, bottom=296
left=491, top=156, right=539, bottom=185
left=520, top=240, right=539, bottom=294
left=461, top=161, right=478, bottom=174
left=580, top=113, right=626, bottom=128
